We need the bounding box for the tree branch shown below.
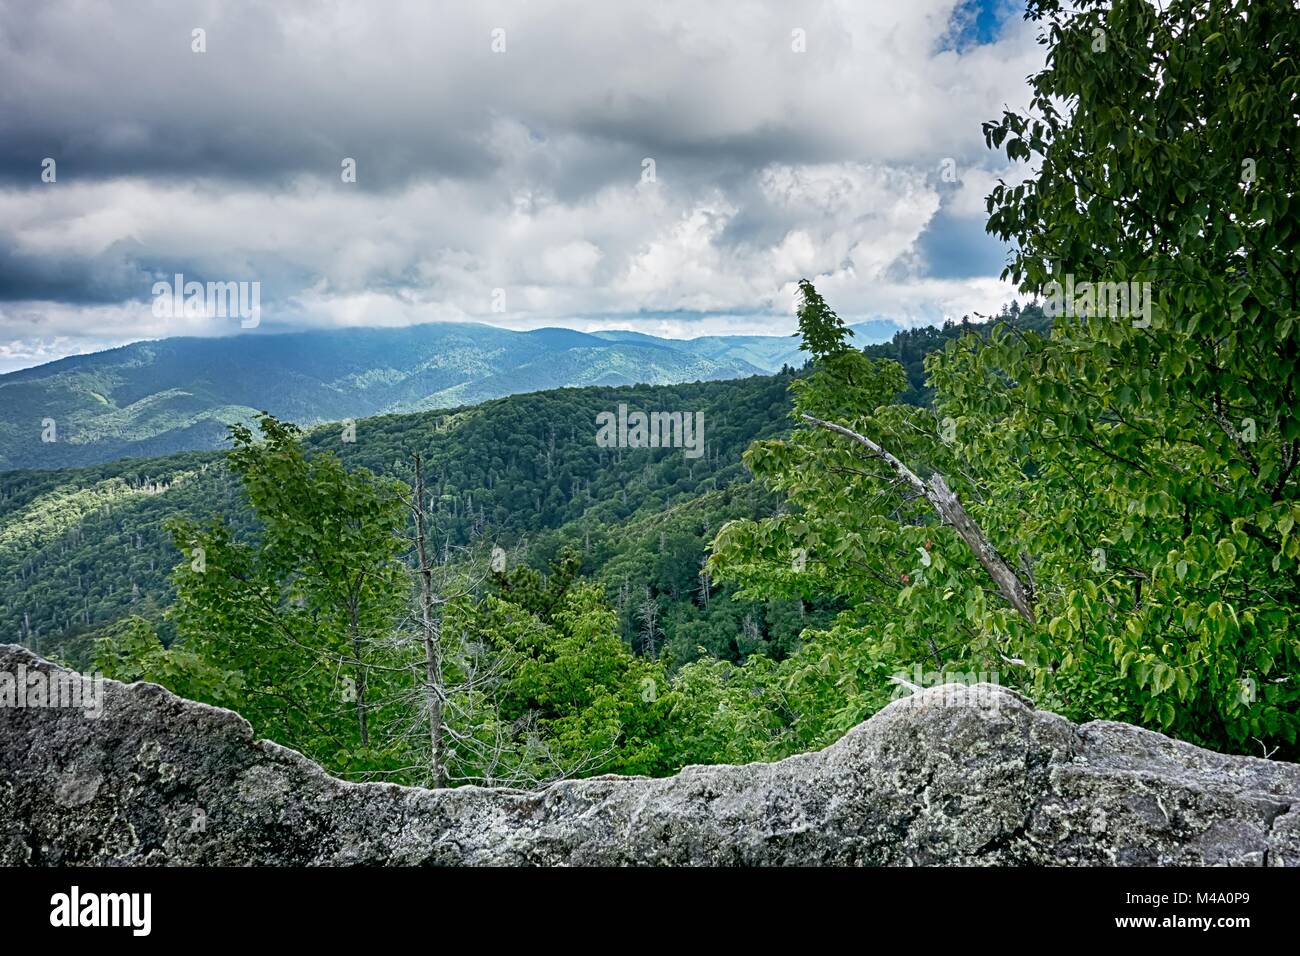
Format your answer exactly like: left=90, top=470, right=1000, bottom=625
left=800, top=413, right=1037, bottom=624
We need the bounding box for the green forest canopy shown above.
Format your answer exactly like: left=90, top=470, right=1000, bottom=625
left=7, top=0, right=1298, bottom=779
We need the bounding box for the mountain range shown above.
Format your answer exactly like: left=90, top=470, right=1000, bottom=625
left=0, top=311, right=1001, bottom=665
left=0, top=319, right=898, bottom=470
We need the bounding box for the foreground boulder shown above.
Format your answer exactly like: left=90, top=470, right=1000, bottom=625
left=1, top=644, right=1297, bottom=865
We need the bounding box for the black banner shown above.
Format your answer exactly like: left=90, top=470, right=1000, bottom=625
left=0, top=866, right=1285, bottom=942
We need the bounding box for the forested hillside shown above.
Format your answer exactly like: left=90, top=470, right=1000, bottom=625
left=1, top=374, right=776, bottom=660
left=0, top=312, right=1004, bottom=667
left=0, top=323, right=771, bottom=470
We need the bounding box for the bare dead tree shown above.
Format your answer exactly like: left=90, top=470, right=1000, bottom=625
left=637, top=587, right=659, bottom=657
left=381, top=455, right=617, bottom=790
left=411, top=454, right=447, bottom=786
left=404, top=454, right=491, bottom=787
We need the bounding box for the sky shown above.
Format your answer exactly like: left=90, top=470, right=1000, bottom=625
left=0, top=0, right=1040, bottom=373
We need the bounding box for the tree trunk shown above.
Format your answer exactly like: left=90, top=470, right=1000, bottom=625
left=413, top=455, right=448, bottom=788
left=348, top=603, right=369, bottom=748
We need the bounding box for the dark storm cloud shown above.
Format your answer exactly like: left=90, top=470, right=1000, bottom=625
left=0, top=0, right=1018, bottom=188
left=0, top=0, right=1041, bottom=371
left=0, top=237, right=153, bottom=304
left=0, top=0, right=826, bottom=190
left=0, top=1, right=501, bottom=189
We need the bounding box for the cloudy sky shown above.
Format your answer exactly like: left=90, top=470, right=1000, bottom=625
left=0, top=0, right=1041, bottom=372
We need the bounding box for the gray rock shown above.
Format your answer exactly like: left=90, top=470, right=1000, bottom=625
left=1, top=643, right=1296, bottom=865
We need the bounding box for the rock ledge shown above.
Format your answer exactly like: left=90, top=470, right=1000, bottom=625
left=2, top=644, right=1296, bottom=865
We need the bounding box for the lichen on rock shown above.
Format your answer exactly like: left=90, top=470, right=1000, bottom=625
left=1, top=644, right=1296, bottom=866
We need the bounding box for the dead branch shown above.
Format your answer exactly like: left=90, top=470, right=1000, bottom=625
left=800, top=413, right=1036, bottom=624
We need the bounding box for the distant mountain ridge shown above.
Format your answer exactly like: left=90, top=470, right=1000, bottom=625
left=0, top=319, right=900, bottom=470
left=592, top=319, right=899, bottom=372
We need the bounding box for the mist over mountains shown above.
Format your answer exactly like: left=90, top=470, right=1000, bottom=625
left=0, top=319, right=898, bottom=470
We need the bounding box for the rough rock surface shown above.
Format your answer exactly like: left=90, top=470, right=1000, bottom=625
left=2, top=644, right=1297, bottom=865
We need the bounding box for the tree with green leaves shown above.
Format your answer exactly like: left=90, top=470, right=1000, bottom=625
left=711, top=0, right=1299, bottom=758
left=970, top=0, right=1300, bottom=752
left=166, top=414, right=410, bottom=776
left=93, top=614, right=235, bottom=705
left=711, top=285, right=1022, bottom=730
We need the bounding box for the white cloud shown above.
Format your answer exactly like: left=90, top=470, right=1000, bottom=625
left=0, top=0, right=1042, bottom=368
